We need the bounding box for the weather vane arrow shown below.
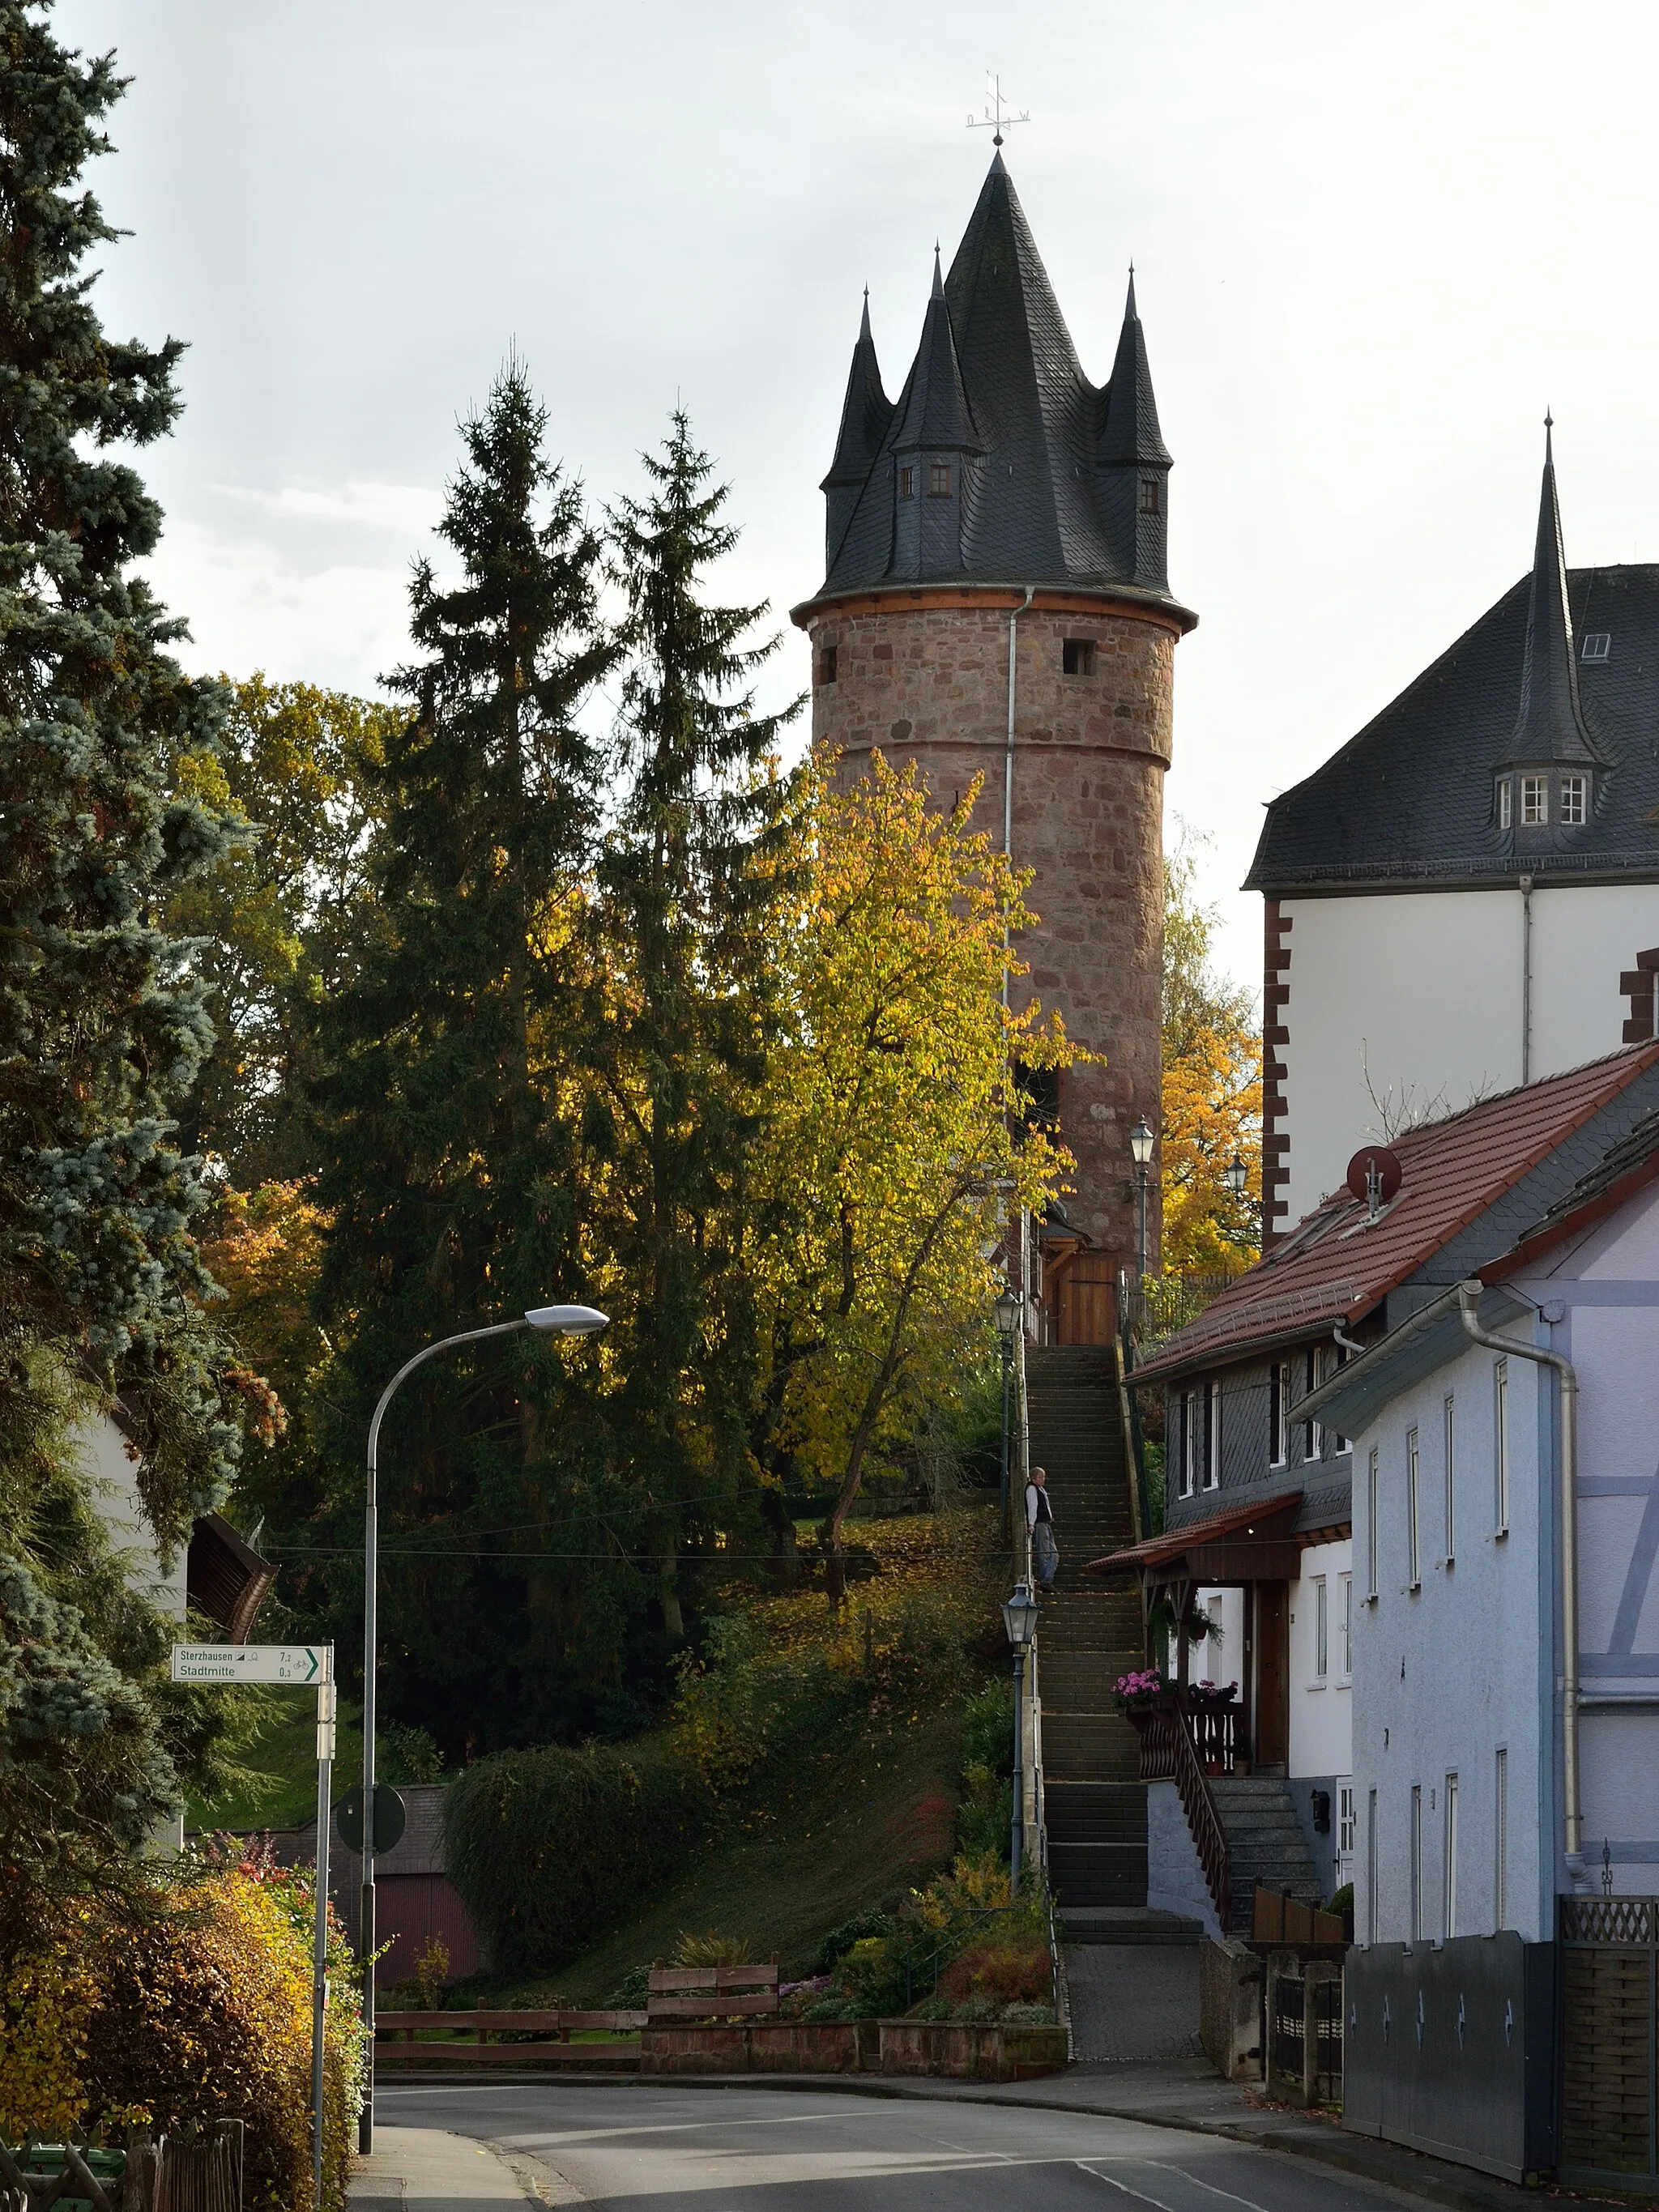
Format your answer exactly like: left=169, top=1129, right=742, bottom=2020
left=968, top=72, right=1030, bottom=149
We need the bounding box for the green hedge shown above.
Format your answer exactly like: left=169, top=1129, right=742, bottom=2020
left=443, top=1745, right=714, bottom=1975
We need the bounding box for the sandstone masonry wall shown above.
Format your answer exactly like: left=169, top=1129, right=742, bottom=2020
left=805, top=594, right=1174, bottom=1266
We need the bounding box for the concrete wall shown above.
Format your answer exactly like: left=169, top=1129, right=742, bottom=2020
left=1277, top=882, right=1659, bottom=1225
left=1289, top=1539, right=1354, bottom=1781
left=1145, top=1776, right=1222, bottom=1937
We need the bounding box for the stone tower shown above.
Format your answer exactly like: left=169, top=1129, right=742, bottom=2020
left=791, top=154, right=1196, bottom=1339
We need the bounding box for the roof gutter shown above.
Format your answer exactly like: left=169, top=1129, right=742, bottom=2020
left=1456, top=1280, right=1586, bottom=1891
left=1293, top=1284, right=1464, bottom=1423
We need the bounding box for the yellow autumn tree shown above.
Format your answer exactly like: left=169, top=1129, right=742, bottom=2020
left=757, top=756, right=1081, bottom=1600
left=1160, top=841, right=1262, bottom=1272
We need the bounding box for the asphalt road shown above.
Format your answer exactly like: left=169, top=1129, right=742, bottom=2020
left=378, top=2078, right=1420, bottom=2212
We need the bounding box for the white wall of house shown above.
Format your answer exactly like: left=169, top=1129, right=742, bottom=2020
left=1351, top=1321, right=1550, bottom=1946
left=1278, top=883, right=1659, bottom=1222
left=1290, top=1538, right=1354, bottom=1780
left=79, top=1412, right=186, bottom=1621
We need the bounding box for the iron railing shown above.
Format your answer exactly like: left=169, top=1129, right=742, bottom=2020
left=1121, top=1271, right=1241, bottom=1356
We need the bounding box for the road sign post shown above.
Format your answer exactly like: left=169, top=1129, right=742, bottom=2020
left=173, top=1643, right=335, bottom=2209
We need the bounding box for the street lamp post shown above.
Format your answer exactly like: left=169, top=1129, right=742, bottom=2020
left=1129, top=1118, right=1155, bottom=1276
left=1224, top=1153, right=1247, bottom=1201
left=1001, top=1581, right=1038, bottom=1882
left=357, top=1301, right=608, bottom=2154
left=993, top=1285, right=1021, bottom=1540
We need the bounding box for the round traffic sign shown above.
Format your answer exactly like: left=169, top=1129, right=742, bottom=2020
left=335, top=1782, right=407, bottom=1856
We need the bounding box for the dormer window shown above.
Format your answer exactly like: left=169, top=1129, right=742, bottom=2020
left=1497, top=778, right=1512, bottom=830
left=1561, top=774, right=1586, bottom=825
left=1582, top=633, right=1611, bottom=663
left=1139, top=477, right=1161, bottom=515
left=898, top=465, right=915, bottom=501
left=1062, top=638, right=1097, bottom=676
left=927, top=462, right=952, bottom=498
left=1521, top=774, right=1548, bottom=826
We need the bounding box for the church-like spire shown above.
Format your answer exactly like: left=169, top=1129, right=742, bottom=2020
left=820, top=287, right=893, bottom=567
left=1097, top=267, right=1171, bottom=590
left=1099, top=270, right=1171, bottom=467
left=892, top=247, right=981, bottom=459
left=1496, top=418, right=1597, bottom=769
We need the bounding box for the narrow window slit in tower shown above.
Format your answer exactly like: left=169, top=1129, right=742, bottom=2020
left=1062, top=639, right=1096, bottom=677
left=816, top=647, right=838, bottom=686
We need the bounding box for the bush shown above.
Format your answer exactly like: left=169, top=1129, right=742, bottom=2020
left=444, top=1744, right=714, bottom=1975
left=0, top=1860, right=364, bottom=2212
left=936, top=1935, right=1051, bottom=2010
left=815, top=1905, right=898, bottom=1975
left=672, top=1929, right=755, bottom=1967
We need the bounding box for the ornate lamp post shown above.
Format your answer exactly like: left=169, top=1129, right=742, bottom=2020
left=357, top=1302, right=608, bottom=2152
left=1001, top=1581, right=1039, bottom=1882
left=1224, top=1153, right=1247, bottom=1200
left=1129, top=1118, right=1155, bottom=1276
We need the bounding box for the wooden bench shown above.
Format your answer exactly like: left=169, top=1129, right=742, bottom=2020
left=646, top=1962, right=780, bottom=2022
left=375, top=2007, right=646, bottom=2062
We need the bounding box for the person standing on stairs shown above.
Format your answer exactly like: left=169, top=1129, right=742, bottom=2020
left=1026, top=1465, right=1059, bottom=1593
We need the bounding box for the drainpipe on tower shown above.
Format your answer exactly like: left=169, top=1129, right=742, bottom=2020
left=1001, top=586, right=1035, bottom=1012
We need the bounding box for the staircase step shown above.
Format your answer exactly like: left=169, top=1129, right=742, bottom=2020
left=1060, top=1907, right=1203, bottom=1946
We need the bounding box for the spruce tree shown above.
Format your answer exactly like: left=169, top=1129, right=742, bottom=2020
left=0, top=3, right=248, bottom=1883
left=305, top=364, right=622, bottom=1750
left=593, top=411, right=802, bottom=1639
left=0, top=9, right=240, bottom=1536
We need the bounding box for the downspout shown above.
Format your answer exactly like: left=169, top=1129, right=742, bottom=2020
left=1520, top=876, right=1533, bottom=1084
left=1001, top=586, right=1035, bottom=1012
left=1457, top=1281, right=1584, bottom=1890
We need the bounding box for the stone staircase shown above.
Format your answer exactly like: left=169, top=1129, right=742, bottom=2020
left=1026, top=1345, right=1148, bottom=1912
left=1209, top=1775, right=1323, bottom=1935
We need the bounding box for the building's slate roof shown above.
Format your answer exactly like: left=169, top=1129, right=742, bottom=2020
left=812, top=155, right=1179, bottom=603
left=1132, top=1042, right=1659, bottom=1384
left=1248, top=444, right=1659, bottom=893
left=821, top=293, right=894, bottom=497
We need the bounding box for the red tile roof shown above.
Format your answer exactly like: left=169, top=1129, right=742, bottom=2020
left=1087, top=1490, right=1303, bottom=1575
left=1133, top=1042, right=1659, bottom=1383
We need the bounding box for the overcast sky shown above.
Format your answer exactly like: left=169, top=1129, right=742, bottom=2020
left=59, top=0, right=1659, bottom=987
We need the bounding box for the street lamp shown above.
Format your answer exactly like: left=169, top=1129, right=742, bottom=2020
left=1002, top=1581, right=1039, bottom=1882
left=357, top=1302, right=608, bottom=2152
left=993, top=1285, right=1021, bottom=1536
left=1224, top=1154, right=1247, bottom=1200
left=1129, top=1118, right=1155, bottom=1276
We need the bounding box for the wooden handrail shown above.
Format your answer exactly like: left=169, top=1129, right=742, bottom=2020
left=1129, top=1699, right=1230, bottom=1931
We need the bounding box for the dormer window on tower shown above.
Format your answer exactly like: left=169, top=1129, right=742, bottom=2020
left=928, top=462, right=953, bottom=498
left=1139, top=478, right=1161, bottom=516
left=1522, top=775, right=1548, bottom=826
left=1497, top=778, right=1512, bottom=830
left=898, top=466, right=915, bottom=501
left=1561, top=774, right=1586, bottom=825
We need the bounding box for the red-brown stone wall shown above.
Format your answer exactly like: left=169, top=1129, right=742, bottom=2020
left=804, top=593, right=1175, bottom=1265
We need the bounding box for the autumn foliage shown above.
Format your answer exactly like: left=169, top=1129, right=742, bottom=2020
left=1159, top=842, right=1262, bottom=1272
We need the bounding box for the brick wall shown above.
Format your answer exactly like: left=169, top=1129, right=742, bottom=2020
left=804, top=590, right=1178, bottom=1266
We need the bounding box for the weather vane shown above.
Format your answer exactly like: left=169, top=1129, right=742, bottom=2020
left=967, top=72, right=1030, bottom=149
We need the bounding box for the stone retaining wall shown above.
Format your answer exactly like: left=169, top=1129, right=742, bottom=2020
left=640, top=2020, right=1067, bottom=2081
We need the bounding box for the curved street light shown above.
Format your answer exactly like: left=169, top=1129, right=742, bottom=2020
left=357, top=1302, right=608, bottom=2151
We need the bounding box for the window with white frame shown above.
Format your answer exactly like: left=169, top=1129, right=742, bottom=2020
left=1444, top=1771, right=1460, bottom=1941
left=1269, top=1362, right=1289, bottom=1468
left=1495, top=1747, right=1508, bottom=1931
left=1304, top=1348, right=1323, bottom=1460
left=1311, top=1576, right=1328, bottom=1684
left=1494, top=1357, right=1509, bottom=1534
left=1367, top=1447, right=1380, bottom=1600
left=1444, top=1392, right=1456, bottom=1566
left=1338, top=1784, right=1357, bottom=1886
left=1367, top=1788, right=1380, bottom=1944
left=1410, top=1784, right=1424, bottom=1941
left=1497, top=778, right=1512, bottom=829
left=1522, top=774, right=1547, bottom=825
left=1205, top=1378, right=1222, bottom=1490
left=1179, top=1392, right=1196, bottom=1498
left=1406, top=1426, right=1421, bottom=1588
left=1560, top=774, right=1586, bottom=825
left=1338, top=1572, right=1353, bottom=1680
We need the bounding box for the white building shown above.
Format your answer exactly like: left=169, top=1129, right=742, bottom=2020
left=1250, top=429, right=1659, bottom=1234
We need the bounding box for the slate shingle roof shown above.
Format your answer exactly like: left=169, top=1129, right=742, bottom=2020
left=809, top=156, right=1183, bottom=606
left=1132, top=1042, right=1659, bottom=1383
left=1248, top=443, right=1659, bottom=893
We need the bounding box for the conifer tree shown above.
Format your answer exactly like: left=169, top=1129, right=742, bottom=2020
left=592, top=411, right=802, bottom=1639
left=305, top=364, right=621, bottom=1750
left=0, top=6, right=241, bottom=1545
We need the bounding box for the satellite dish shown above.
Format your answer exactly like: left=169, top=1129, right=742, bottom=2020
left=1346, top=1146, right=1403, bottom=1205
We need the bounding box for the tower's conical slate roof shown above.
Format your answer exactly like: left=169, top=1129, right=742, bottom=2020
left=814, top=154, right=1179, bottom=600
left=1495, top=420, right=1599, bottom=768
left=821, top=292, right=893, bottom=494
left=1098, top=273, right=1171, bottom=467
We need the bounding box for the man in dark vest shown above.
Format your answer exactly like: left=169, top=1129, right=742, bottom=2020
left=1026, top=1464, right=1059, bottom=1593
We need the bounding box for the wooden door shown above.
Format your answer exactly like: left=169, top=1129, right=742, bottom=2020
left=1254, top=1580, right=1290, bottom=1772
left=1056, top=1257, right=1117, bottom=1345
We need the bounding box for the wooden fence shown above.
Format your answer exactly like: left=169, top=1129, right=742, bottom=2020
left=376, top=1960, right=781, bottom=2065
left=0, top=2125, right=242, bottom=2212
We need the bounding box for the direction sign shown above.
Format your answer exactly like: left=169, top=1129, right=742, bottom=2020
left=171, top=1643, right=330, bottom=1685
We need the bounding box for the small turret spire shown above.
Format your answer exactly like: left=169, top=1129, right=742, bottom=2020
left=932, top=244, right=944, bottom=300
left=1496, top=416, right=1597, bottom=772
left=820, top=289, right=893, bottom=568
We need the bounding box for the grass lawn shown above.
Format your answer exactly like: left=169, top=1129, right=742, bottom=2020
left=455, top=1699, right=966, bottom=2007
left=188, top=1699, right=367, bottom=1834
